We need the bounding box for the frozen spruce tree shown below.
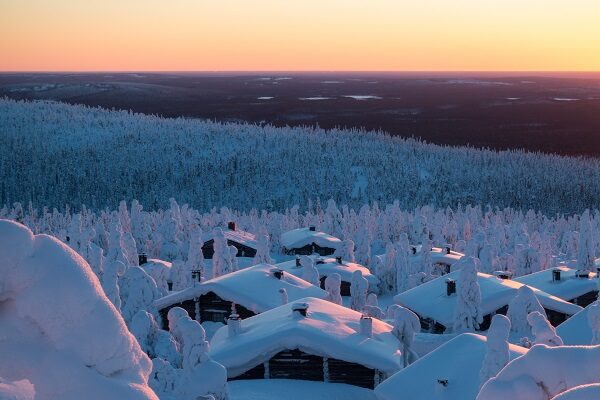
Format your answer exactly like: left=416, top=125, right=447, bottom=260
left=184, top=229, right=205, bottom=285
left=300, top=255, right=320, bottom=286
left=364, top=293, right=385, bottom=319
left=479, top=314, right=511, bottom=388
left=149, top=357, right=178, bottom=396
left=106, top=220, right=128, bottom=265
left=577, top=209, right=596, bottom=274
left=119, top=265, right=161, bottom=325
left=228, top=245, right=239, bottom=272
left=507, top=285, right=545, bottom=338
left=527, top=311, right=563, bottom=347
left=211, top=228, right=231, bottom=278
left=420, top=239, right=435, bottom=278
left=395, top=234, right=412, bottom=293
left=121, top=229, right=139, bottom=266
left=253, top=233, right=274, bottom=264
left=377, top=243, right=398, bottom=294
left=324, top=273, right=343, bottom=305
left=350, top=270, right=369, bottom=311
left=160, top=216, right=182, bottom=261
left=587, top=301, right=600, bottom=345
left=334, top=239, right=356, bottom=262
left=392, top=306, right=421, bottom=368
left=101, top=260, right=126, bottom=312
left=453, top=256, right=483, bottom=332
left=130, top=310, right=159, bottom=356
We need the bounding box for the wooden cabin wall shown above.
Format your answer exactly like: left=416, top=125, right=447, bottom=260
left=158, top=291, right=256, bottom=329
left=227, top=349, right=378, bottom=389
left=572, top=290, right=599, bottom=308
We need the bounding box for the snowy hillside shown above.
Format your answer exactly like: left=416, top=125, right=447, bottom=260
left=1, top=99, right=599, bottom=214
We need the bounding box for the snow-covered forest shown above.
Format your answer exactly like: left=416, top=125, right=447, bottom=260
left=1, top=98, right=599, bottom=214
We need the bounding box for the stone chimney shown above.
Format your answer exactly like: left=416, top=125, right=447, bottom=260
left=360, top=315, right=373, bottom=338
left=138, top=253, right=148, bottom=265
left=228, top=221, right=236, bottom=231
left=309, top=226, right=316, bottom=232
left=272, top=268, right=284, bottom=280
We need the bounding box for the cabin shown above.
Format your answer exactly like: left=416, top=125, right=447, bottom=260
left=375, top=333, right=528, bottom=400
left=394, top=271, right=582, bottom=334
left=201, top=222, right=257, bottom=259
left=277, top=256, right=379, bottom=296
left=209, top=297, right=402, bottom=389
left=515, top=266, right=599, bottom=308
left=154, top=263, right=327, bottom=330
left=280, top=227, right=341, bottom=256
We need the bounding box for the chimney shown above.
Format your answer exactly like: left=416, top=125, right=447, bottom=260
left=272, top=268, right=284, bottom=280
left=446, top=278, right=456, bottom=296
left=309, top=226, right=316, bottom=232
left=360, top=315, right=373, bottom=338
left=445, top=246, right=451, bottom=254
left=411, top=246, right=417, bottom=255
left=228, top=221, right=236, bottom=231
left=552, top=269, right=561, bottom=282
left=494, top=270, right=512, bottom=280
left=596, top=267, right=600, bottom=278
left=138, top=253, right=148, bottom=265
left=295, top=255, right=301, bottom=267
left=66, top=235, right=70, bottom=242
left=167, top=280, right=173, bottom=291
left=292, top=302, right=309, bottom=318
left=335, top=256, right=343, bottom=264
left=227, top=312, right=241, bottom=338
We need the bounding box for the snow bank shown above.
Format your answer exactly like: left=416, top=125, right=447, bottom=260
left=155, top=263, right=327, bottom=314
left=375, top=333, right=526, bottom=400
left=280, top=228, right=342, bottom=251
left=210, top=297, right=402, bottom=376
left=477, top=345, right=600, bottom=400
left=0, top=220, right=156, bottom=400
left=556, top=303, right=594, bottom=345
left=551, top=384, right=600, bottom=400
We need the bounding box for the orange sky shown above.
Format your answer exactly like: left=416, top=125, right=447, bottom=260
left=1, top=0, right=599, bottom=72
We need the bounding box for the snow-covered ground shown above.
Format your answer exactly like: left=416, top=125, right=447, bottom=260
left=229, top=379, right=376, bottom=400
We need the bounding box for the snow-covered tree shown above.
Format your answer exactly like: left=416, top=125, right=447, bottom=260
left=160, top=216, right=181, bottom=261
left=377, top=243, right=397, bottom=294
left=106, top=220, right=128, bottom=265
left=119, top=266, right=161, bottom=325
left=479, top=314, right=511, bottom=388
left=334, top=239, right=356, bottom=262
left=364, top=293, right=385, bottom=319
left=324, top=273, right=343, bottom=305
left=300, top=255, right=320, bottom=286
left=350, top=270, right=368, bottom=311
left=253, top=233, right=273, bottom=264
left=453, top=256, right=483, bottom=332
left=507, top=285, right=546, bottom=338
left=527, top=311, right=563, bottom=347
left=392, top=306, right=421, bottom=368
left=211, top=228, right=231, bottom=278
left=149, top=357, right=177, bottom=396
left=577, top=210, right=596, bottom=274
left=101, top=260, right=126, bottom=312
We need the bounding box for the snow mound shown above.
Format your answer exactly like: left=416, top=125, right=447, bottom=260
left=0, top=219, right=156, bottom=400
left=280, top=228, right=342, bottom=251
left=477, top=344, right=600, bottom=400
left=210, top=297, right=402, bottom=376
left=375, top=333, right=526, bottom=400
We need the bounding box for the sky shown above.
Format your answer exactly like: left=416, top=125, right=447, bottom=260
left=1, top=0, right=599, bottom=72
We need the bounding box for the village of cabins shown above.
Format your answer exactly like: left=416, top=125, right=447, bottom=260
left=124, top=219, right=599, bottom=397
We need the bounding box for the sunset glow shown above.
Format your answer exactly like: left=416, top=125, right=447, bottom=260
left=1, top=0, right=599, bottom=72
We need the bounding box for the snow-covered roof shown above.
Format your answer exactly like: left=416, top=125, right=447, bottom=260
left=514, top=267, right=599, bottom=301
left=413, top=247, right=464, bottom=267
left=280, top=228, right=342, bottom=250
left=210, top=297, right=402, bottom=376
left=375, top=333, right=527, bottom=400
left=154, top=263, right=327, bottom=313
left=556, top=304, right=593, bottom=345
left=276, top=257, right=379, bottom=287
left=394, top=271, right=582, bottom=328
left=205, top=228, right=258, bottom=249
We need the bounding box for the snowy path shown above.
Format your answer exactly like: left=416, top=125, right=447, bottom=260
left=229, top=379, right=377, bottom=400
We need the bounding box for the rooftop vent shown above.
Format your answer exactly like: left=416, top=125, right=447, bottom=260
left=228, top=221, right=236, bottom=231
left=138, top=253, right=148, bottom=265
left=309, top=226, right=316, bottom=232
left=335, top=256, right=343, bottom=264
left=445, top=246, right=451, bottom=254
left=360, top=315, right=373, bottom=338
left=552, top=269, right=562, bottom=282
left=191, top=269, right=202, bottom=284
left=411, top=246, right=417, bottom=255
left=437, top=379, right=449, bottom=387
left=446, top=278, right=456, bottom=296
left=167, top=280, right=173, bottom=291
left=597, top=267, right=600, bottom=278
left=292, top=302, right=309, bottom=317
left=272, top=268, right=284, bottom=280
